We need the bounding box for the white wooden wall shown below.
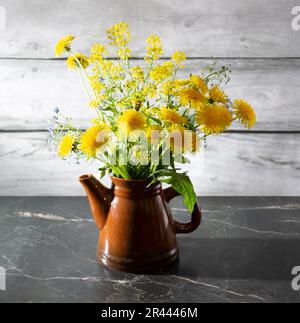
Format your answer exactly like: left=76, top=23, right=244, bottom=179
left=0, top=0, right=299, bottom=196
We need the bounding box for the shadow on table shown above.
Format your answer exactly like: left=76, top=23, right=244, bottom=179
left=167, top=237, right=299, bottom=281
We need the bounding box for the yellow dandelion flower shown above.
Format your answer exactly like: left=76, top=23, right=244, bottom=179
left=58, top=134, right=75, bottom=158
left=196, top=104, right=232, bottom=135
left=233, top=99, right=256, bottom=129
left=174, top=79, right=191, bottom=87
left=190, top=75, right=209, bottom=94
left=130, top=66, right=145, bottom=81
left=80, top=124, right=110, bottom=157
left=172, top=51, right=186, bottom=68
left=118, top=109, right=146, bottom=134
left=160, top=108, right=188, bottom=125
left=107, top=21, right=131, bottom=47
left=179, top=88, right=207, bottom=109
left=67, top=53, right=89, bottom=70
left=171, top=79, right=192, bottom=94
left=209, top=85, right=228, bottom=104
left=145, top=34, right=163, bottom=61
left=55, top=35, right=75, bottom=57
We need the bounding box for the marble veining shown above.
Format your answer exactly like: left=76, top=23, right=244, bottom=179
left=205, top=218, right=300, bottom=237
left=0, top=197, right=299, bottom=303
left=15, top=211, right=94, bottom=223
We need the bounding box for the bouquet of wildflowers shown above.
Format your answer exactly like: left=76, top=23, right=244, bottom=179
left=50, top=22, right=256, bottom=212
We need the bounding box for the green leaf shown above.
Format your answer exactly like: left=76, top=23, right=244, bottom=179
left=98, top=167, right=107, bottom=179
left=144, top=113, right=162, bottom=126
left=158, top=170, right=196, bottom=213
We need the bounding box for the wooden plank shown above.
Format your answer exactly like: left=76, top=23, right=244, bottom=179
left=0, top=132, right=299, bottom=196
left=188, top=133, right=300, bottom=196
left=0, top=0, right=298, bottom=58
left=0, top=58, right=300, bottom=131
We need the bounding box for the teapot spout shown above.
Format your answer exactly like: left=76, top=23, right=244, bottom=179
left=79, top=174, right=113, bottom=229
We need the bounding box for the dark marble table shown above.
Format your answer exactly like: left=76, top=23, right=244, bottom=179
left=0, top=197, right=299, bottom=303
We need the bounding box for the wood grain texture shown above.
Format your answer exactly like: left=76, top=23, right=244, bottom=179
left=0, top=0, right=298, bottom=197
left=1, top=58, right=300, bottom=131
left=0, top=0, right=298, bottom=58
left=0, top=132, right=299, bottom=196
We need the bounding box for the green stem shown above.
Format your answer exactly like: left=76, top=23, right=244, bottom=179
left=70, top=52, right=104, bottom=121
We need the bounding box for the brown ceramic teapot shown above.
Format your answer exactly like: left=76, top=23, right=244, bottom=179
left=79, top=174, right=201, bottom=273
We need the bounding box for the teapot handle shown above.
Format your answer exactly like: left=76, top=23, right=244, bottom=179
left=163, top=187, right=202, bottom=234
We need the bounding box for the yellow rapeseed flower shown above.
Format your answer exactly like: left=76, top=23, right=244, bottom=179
left=55, top=35, right=75, bottom=57
left=67, top=53, right=89, bottom=69
left=160, top=108, right=188, bottom=125
left=107, top=21, right=131, bottom=47
left=172, top=51, right=186, bottom=68
left=130, top=66, right=145, bottom=81
left=118, top=109, right=146, bottom=134
left=142, top=84, right=157, bottom=98
left=161, top=80, right=186, bottom=96
left=149, top=62, right=174, bottom=82
left=118, top=47, right=131, bottom=60
left=89, top=75, right=105, bottom=93
left=145, top=34, right=163, bottom=61
left=129, top=93, right=143, bottom=109
left=233, top=99, right=256, bottom=129
left=196, top=104, right=232, bottom=135
left=58, top=134, right=75, bottom=158
left=80, top=124, right=110, bottom=157
left=161, top=81, right=176, bottom=96
left=125, top=80, right=138, bottom=91
left=89, top=100, right=99, bottom=108
left=110, top=63, right=125, bottom=80
left=90, top=43, right=106, bottom=62
left=179, top=88, right=207, bottom=109
left=98, top=59, right=113, bottom=77
left=209, top=85, right=228, bottom=104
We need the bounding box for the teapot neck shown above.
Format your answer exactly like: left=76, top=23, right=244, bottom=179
left=111, top=177, right=162, bottom=199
